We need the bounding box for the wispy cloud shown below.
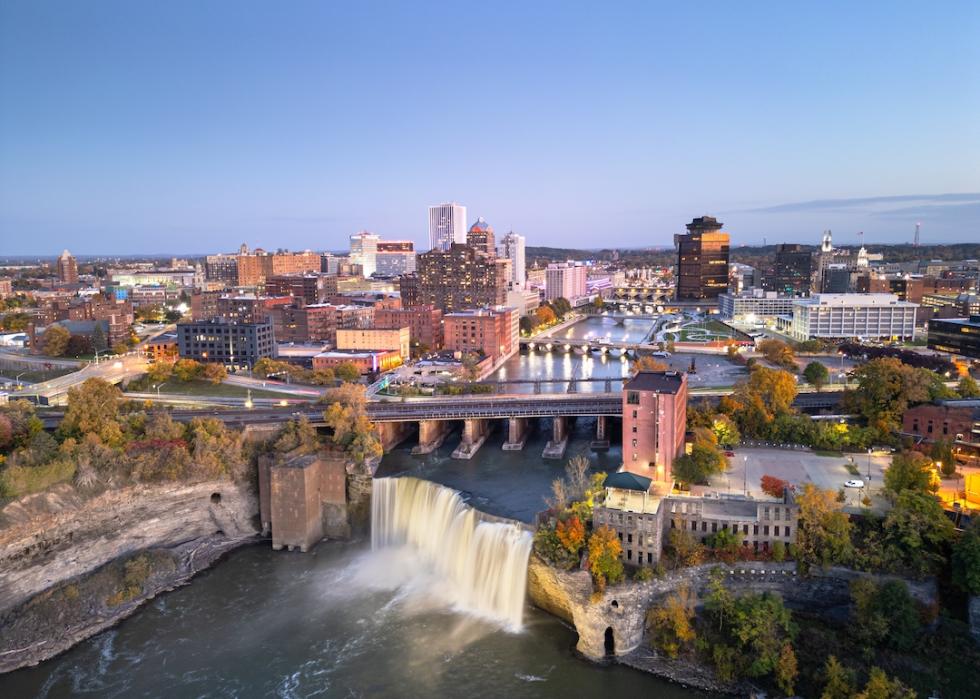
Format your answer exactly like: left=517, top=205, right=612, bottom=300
left=740, top=193, right=980, bottom=215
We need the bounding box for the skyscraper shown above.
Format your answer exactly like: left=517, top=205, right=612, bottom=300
left=674, top=216, right=730, bottom=300
left=466, top=217, right=495, bottom=256
left=545, top=261, right=587, bottom=302
left=428, top=202, right=467, bottom=251
left=57, top=249, right=79, bottom=284
left=349, top=231, right=380, bottom=277
left=499, top=231, right=526, bottom=288
left=400, top=244, right=509, bottom=312
left=765, top=243, right=813, bottom=295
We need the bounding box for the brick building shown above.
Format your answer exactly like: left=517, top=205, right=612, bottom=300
left=336, top=327, right=410, bottom=359
left=622, top=371, right=688, bottom=483
left=216, top=294, right=293, bottom=324
left=401, top=243, right=510, bottom=312
left=374, top=305, right=444, bottom=351
left=312, top=349, right=402, bottom=374
left=264, top=274, right=338, bottom=305
left=236, top=250, right=321, bottom=286
left=442, top=306, right=519, bottom=366
left=902, top=399, right=980, bottom=446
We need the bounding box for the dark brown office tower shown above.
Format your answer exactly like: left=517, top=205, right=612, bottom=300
left=264, top=274, right=338, bottom=305
left=466, top=218, right=495, bottom=256
left=57, top=249, right=79, bottom=284
left=400, top=243, right=508, bottom=312
left=674, top=216, right=730, bottom=300
left=765, top=243, right=814, bottom=295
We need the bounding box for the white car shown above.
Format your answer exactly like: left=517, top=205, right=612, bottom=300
left=844, top=479, right=865, bottom=488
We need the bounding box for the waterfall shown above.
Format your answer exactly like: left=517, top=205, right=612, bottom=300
left=372, top=477, right=533, bottom=632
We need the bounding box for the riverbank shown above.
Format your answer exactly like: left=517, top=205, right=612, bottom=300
left=0, top=479, right=259, bottom=672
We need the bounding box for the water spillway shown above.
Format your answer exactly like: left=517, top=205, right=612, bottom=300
left=371, top=477, right=533, bottom=632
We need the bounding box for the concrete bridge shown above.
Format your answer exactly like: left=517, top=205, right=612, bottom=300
left=519, top=338, right=646, bottom=355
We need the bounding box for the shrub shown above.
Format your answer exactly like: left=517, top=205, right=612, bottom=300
left=772, top=540, right=786, bottom=562
left=633, top=566, right=654, bottom=582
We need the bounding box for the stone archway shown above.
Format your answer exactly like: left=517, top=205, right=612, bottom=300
left=604, top=626, right=615, bottom=656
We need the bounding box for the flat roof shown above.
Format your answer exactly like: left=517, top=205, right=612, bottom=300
left=605, top=471, right=652, bottom=492
left=624, top=371, right=686, bottom=394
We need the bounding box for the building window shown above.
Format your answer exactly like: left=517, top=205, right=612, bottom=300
left=764, top=525, right=770, bottom=535
left=632, top=426, right=637, bottom=433
left=784, top=526, right=790, bottom=537
left=753, top=525, right=759, bottom=535
left=627, top=534, right=633, bottom=543
left=627, top=391, right=640, bottom=405
left=632, top=439, right=638, bottom=448
left=701, top=522, right=707, bottom=532
left=632, top=410, right=638, bottom=419
left=743, top=524, right=749, bottom=534
left=711, top=522, right=717, bottom=533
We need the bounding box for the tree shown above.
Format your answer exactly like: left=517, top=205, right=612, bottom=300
left=173, top=358, right=203, bottom=382
left=519, top=316, right=533, bottom=335
left=65, top=334, right=93, bottom=357
left=587, top=525, right=624, bottom=590
left=59, top=378, right=124, bottom=446
left=820, top=655, right=855, bottom=699
left=854, top=667, right=916, bottom=699
left=41, top=324, right=70, bottom=356
left=666, top=528, right=705, bottom=567
left=760, top=474, right=791, bottom=499
left=91, top=322, right=108, bottom=353
left=728, top=367, right=798, bottom=437
left=846, top=357, right=936, bottom=436
left=796, top=483, right=853, bottom=572
left=272, top=416, right=319, bottom=455
left=631, top=355, right=668, bottom=375
left=757, top=338, right=797, bottom=370
left=711, top=414, right=740, bottom=447
left=322, top=383, right=382, bottom=464
left=883, top=450, right=934, bottom=497
left=461, top=352, right=481, bottom=381
left=929, top=439, right=956, bottom=477
left=952, top=521, right=980, bottom=595
left=556, top=515, right=586, bottom=554
left=883, top=489, right=955, bottom=575
left=146, top=361, right=174, bottom=384
left=673, top=440, right=726, bottom=487
left=803, top=361, right=830, bottom=391
left=535, top=305, right=556, bottom=327
left=201, top=363, right=227, bottom=384
left=850, top=578, right=920, bottom=652
left=646, top=584, right=697, bottom=658
left=956, top=374, right=980, bottom=398
left=775, top=643, right=798, bottom=696
left=334, top=361, right=361, bottom=383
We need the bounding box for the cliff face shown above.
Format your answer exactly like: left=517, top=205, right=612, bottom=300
left=526, top=556, right=938, bottom=692
left=0, top=480, right=259, bottom=672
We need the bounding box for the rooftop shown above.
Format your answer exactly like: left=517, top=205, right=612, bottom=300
left=624, top=370, right=686, bottom=394
left=605, top=471, right=653, bottom=492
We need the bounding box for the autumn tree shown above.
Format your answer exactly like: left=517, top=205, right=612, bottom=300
left=820, top=655, right=855, bottom=699
left=631, top=355, right=668, bottom=375
left=727, top=367, right=798, bottom=437
left=272, top=416, right=319, bottom=455
left=845, top=357, right=941, bottom=436
left=334, top=361, right=361, bottom=383
left=760, top=474, right=791, bottom=499
left=556, top=515, right=586, bottom=554
left=41, top=324, right=71, bottom=357
left=587, top=525, right=624, bottom=590
left=775, top=643, right=798, bottom=696
left=59, top=378, right=124, bottom=446
left=854, top=667, right=916, bottom=699
left=757, top=338, right=796, bottom=370
left=803, top=360, right=830, bottom=391
left=956, top=374, right=980, bottom=398
left=711, top=414, right=740, bottom=447
left=173, top=358, right=203, bottom=382
left=146, top=361, right=173, bottom=384
left=795, top=483, right=853, bottom=572
left=322, top=382, right=382, bottom=464
left=201, top=362, right=227, bottom=384
left=646, top=584, right=696, bottom=658
left=673, top=439, right=726, bottom=487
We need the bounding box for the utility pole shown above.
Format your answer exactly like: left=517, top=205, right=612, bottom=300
left=913, top=222, right=920, bottom=247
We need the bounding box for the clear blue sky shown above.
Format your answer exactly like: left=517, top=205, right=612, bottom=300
left=1, top=1, right=978, bottom=255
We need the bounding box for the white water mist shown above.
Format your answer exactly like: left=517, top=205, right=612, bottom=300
left=371, top=477, right=533, bottom=632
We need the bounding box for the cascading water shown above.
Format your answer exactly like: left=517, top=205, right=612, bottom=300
left=372, top=477, right=533, bottom=632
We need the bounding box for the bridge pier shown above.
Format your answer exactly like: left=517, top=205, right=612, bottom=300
left=376, top=421, right=413, bottom=453
left=591, top=415, right=611, bottom=451
left=412, top=419, right=452, bottom=455
left=543, top=416, right=569, bottom=459
left=502, top=417, right=530, bottom=451
left=452, top=418, right=492, bottom=459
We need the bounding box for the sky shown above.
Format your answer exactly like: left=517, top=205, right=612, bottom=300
left=1, top=1, right=978, bottom=255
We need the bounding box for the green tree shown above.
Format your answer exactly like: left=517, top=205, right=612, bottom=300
left=883, top=489, right=955, bottom=575
left=711, top=414, right=740, bottom=447
left=173, top=358, right=203, bottom=382
left=91, top=322, right=108, bottom=353
left=775, top=643, right=798, bottom=696
left=803, top=360, right=830, bottom=391
left=646, top=584, right=697, bottom=658
left=796, top=483, right=853, bottom=572
left=41, top=324, right=71, bottom=356
left=883, top=450, right=934, bottom=497
left=929, top=439, right=956, bottom=477
left=956, top=374, right=980, bottom=398
left=846, top=357, right=937, bottom=436
left=334, top=361, right=361, bottom=383
left=673, top=439, right=726, bottom=487
left=854, top=667, right=916, bottom=699
left=952, top=521, right=980, bottom=595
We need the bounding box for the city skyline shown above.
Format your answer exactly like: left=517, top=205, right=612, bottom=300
left=2, top=2, right=978, bottom=254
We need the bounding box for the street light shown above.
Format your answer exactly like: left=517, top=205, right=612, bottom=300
left=867, top=448, right=873, bottom=481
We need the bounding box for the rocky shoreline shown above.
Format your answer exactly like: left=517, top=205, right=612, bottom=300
left=0, top=479, right=260, bottom=674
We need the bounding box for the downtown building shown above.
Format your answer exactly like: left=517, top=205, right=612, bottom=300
left=466, top=218, right=496, bottom=256
left=765, top=243, right=814, bottom=295
left=176, top=318, right=275, bottom=370
left=621, top=371, right=688, bottom=483
left=674, top=216, right=730, bottom=300
left=400, top=244, right=510, bottom=313
left=235, top=247, right=321, bottom=286
left=375, top=240, right=417, bottom=277
left=718, top=289, right=796, bottom=324
left=498, top=231, right=527, bottom=289
left=428, top=202, right=467, bottom=251
left=442, top=306, right=519, bottom=367
left=57, top=250, right=79, bottom=284
left=264, top=274, right=339, bottom=306
left=545, top=261, right=588, bottom=302
left=928, top=316, right=980, bottom=359
left=783, top=293, right=917, bottom=342
left=374, top=305, right=444, bottom=351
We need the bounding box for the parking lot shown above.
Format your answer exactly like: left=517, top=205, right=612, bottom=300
left=709, top=447, right=893, bottom=511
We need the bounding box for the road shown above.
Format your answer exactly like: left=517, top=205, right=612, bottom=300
left=8, top=354, right=147, bottom=404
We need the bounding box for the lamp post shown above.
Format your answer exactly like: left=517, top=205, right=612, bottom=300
left=867, top=447, right=872, bottom=482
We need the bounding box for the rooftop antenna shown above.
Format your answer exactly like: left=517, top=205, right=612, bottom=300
left=913, top=222, right=921, bottom=247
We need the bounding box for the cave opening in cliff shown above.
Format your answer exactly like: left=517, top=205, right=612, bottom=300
left=210, top=493, right=221, bottom=504
left=604, top=627, right=615, bottom=656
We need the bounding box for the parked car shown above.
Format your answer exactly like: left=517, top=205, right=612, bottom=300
left=724, top=450, right=735, bottom=457
left=844, top=479, right=865, bottom=488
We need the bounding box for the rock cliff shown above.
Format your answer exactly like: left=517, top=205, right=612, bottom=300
left=0, top=479, right=259, bottom=672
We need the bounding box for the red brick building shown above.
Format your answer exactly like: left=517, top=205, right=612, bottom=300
left=443, top=306, right=518, bottom=366
left=374, top=305, right=444, bottom=352
left=622, top=371, right=689, bottom=483
left=216, top=294, right=292, bottom=324
left=902, top=399, right=980, bottom=445
left=264, top=274, right=338, bottom=305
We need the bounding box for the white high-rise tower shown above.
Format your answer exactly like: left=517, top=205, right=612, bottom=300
left=499, top=231, right=526, bottom=288
left=428, top=202, right=467, bottom=251
left=349, top=231, right=380, bottom=277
